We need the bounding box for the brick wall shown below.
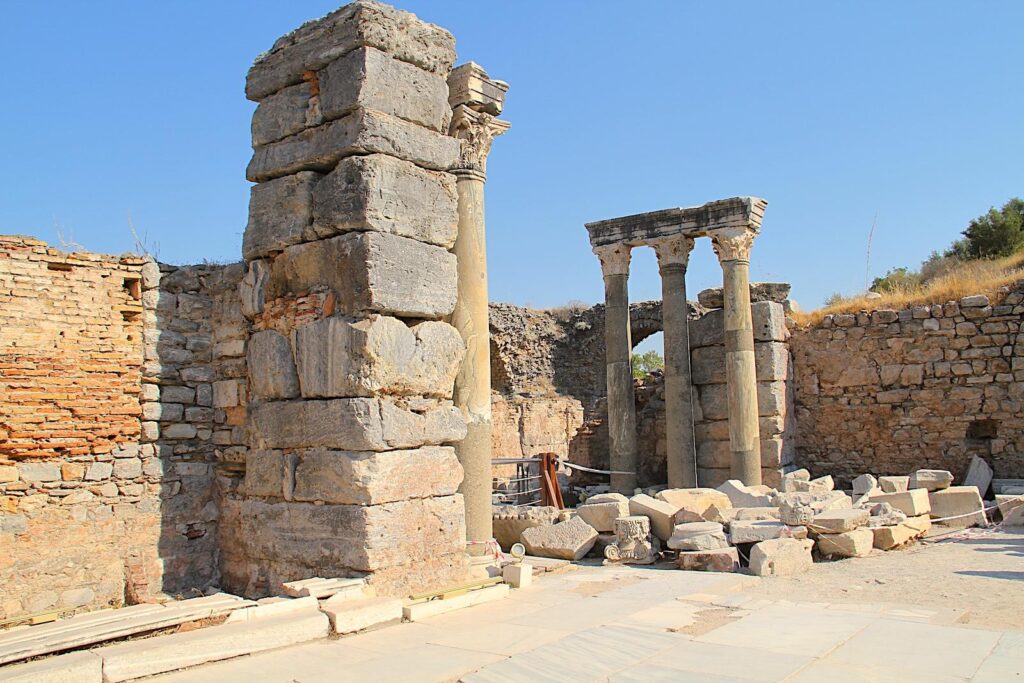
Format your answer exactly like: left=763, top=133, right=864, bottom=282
left=791, top=285, right=1024, bottom=485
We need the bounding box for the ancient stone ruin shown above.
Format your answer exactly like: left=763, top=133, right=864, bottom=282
left=1, top=2, right=1023, bottom=679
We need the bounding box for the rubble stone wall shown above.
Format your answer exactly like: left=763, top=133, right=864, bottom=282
left=791, top=286, right=1024, bottom=485
left=222, top=1, right=471, bottom=599
left=0, top=235, right=239, bottom=621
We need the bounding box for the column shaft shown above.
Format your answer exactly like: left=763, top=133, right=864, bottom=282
left=604, top=272, right=638, bottom=494
left=721, top=258, right=762, bottom=485
left=660, top=263, right=697, bottom=488
left=451, top=171, right=493, bottom=551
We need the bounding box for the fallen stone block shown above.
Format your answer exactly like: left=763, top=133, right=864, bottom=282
left=774, top=490, right=852, bottom=514
left=730, top=520, right=807, bottom=544
left=575, top=499, right=628, bottom=533
left=929, top=486, right=985, bottom=528
left=963, top=455, right=994, bottom=496
left=321, top=596, right=402, bottom=635
left=0, top=650, right=102, bottom=683
left=878, top=475, right=909, bottom=493
left=584, top=492, right=627, bottom=504
left=909, top=469, right=954, bottom=492
left=245, top=1, right=457, bottom=101
left=717, top=479, right=775, bottom=508
left=1003, top=506, right=1024, bottom=527
left=780, top=468, right=810, bottom=492
left=677, top=547, right=740, bottom=573
left=293, top=315, right=464, bottom=399
left=811, top=509, right=869, bottom=534
left=628, top=494, right=678, bottom=541
left=268, top=231, right=457, bottom=319
left=865, top=502, right=907, bottom=528
left=852, top=474, right=878, bottom=497
left=993, top=479, right=1024, bottom=494
left=402, top=584, right=509, bottom=622
left=502, top=563, right=532, bottom=589
left=996, top=494, right=1024, bottom=518
left=872, top=515, right=929, bottom=550
left=226, top=596, right=321, bottom=623
left=292, top=446, right=463, bottom=505
left=247, top=108, right=460, bottom=182
left=706, top=505, right=780, bottom=526
left=281, top=577, right=367, bottom=599
left=249, top=398, right=465, bottom=451
left=816, top=528, right=874, bottom=558
left=668, top=522, right=729, bottom=551
left=312, top=154, right=458, bottom=249
left=96, top=611, right=329, bottom=682
left=748, top=538, right=814, bottom=576
left=521, top=516, right=598, bottom=560
left=492, top=505, right=559, bottom=551
left=657, top=488, right=731, bottom=523
left=868, top=489, right=931, bottom=517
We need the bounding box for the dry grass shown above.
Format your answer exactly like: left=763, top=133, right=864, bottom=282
left=793, top=251, right=1024, bottom=326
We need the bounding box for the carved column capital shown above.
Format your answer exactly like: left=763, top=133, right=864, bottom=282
left=651, top=236, right=695, bottom=273
left=594, top=243, right=632, bottom=278
left=710, top=226, right=758, bottom=265
left=449, top=104, right=510, bottom=178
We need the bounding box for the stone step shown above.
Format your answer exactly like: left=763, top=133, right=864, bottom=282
left=96, top=611, right=329, bottom=682
left=225, top=596, right=319, bottom=624
left=0, top=594, right=254, bottom=666
left=321, top=596, right=402, bottom=635
left=0, top=650, right=102, bottom=683
left=403, top=584, right=510, bottom=622
left=281, top=576, right=367, bottom=599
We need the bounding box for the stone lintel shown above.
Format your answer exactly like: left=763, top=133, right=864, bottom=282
left=585, top=196, right=767, bottom=249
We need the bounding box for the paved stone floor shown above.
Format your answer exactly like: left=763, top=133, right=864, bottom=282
left=156, top=548, right=1024, bottom=682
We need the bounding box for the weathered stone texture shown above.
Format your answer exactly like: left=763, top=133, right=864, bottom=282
left=243, top=172, right=320, bottom=260
left=247, top=329, right=300, bottom=399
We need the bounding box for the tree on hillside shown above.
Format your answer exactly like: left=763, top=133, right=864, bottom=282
left=631, top=350, right=664, bottom=379
left=961, top=197, right=1024, bottom=259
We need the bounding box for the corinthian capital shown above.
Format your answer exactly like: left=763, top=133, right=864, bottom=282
left=449, top=104, right=510, bottom=176
left=594, top=243, right=632, bottom=277
left=651, top=236, right=695, bottom=272
left=710, top=226, right=757, bottom=264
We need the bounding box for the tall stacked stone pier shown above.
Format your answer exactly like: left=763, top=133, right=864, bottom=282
left=586, top=198, right=768, bottom=488
left=595, top=244, right=639, bottom=494
left=711, top=226, right=763, bottom=484
left=653, top=236, right=697, bottom=487
left=224, top=1, right=471, bottom=598
left=446, top=64, right=509, bottom=554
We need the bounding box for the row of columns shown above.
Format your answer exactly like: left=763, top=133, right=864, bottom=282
left=594, top=226, right=761, bottom=493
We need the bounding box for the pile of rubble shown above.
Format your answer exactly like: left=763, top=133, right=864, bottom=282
left=493, top=457, right=1024, bottom=577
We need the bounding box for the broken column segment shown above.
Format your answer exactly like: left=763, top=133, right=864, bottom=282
left=226, top=0, right=470, bottom=599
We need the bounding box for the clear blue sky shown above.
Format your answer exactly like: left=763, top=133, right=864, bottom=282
left=2, top=1, right=1022, bottom=318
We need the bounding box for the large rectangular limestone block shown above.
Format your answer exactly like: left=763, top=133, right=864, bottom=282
left=243, top=171, right=320, bottom=260
left=689, top=301, right=789, bottom=348
left=322, top=596, right=402, bottom=634
left=292, top=446, right=463, bottom=505
left=402, top=584, right=509, bottom=622
left=237, top=495, right=466, bottom=572
left=249, top=398, right=466, bottom=451
left=245, top=1, right=456, bottom=101
left=691, top=342, right=791, bottom=385
left=293, top=315, right=464, bottom=399
left=697, top=438, right=793, bottom=470
left=252, top=81, right=315, bottom=147
left=628, top=494, right=678, bottom=541
left=0, top=651, right=102, bottom=683
left=268, top=232, right=457, bottom=319
left=96, top=611, right=329, bottom=681
left=521, top=516, right=599, bottom=560
left=868, top=488, right=931, bottom=517
left=575, top=500, right=628, bottom=533
left=320, top=47, right=450, bottom=132
left=928, top=486, right=985, bottom=528
left=243, top=449, right=287, bottom=499
left=698, top=380, right=789, bottom=421
left=247, top=329, right=301, bottom=399
left=247, top=109, right=460, bottom=182
left=311, top=154, right=458, bottom=248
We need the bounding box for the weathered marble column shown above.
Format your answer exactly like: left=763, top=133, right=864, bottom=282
left=448, top=64, right=510, bottom=553
left=710, top=226, right=762, bottom=485
left=595, top=244, right=638, bottom=494
left=652, top=236, right=697, bottom=488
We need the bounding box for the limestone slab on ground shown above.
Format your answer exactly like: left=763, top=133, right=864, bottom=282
left=402, top=584, right=510, bottom=622
left=963, top=455, right=994, bottom=495
left=816, top=528, right=874, bottom=558
left=868, top=488, right=931, bottom=517
left=226, top=596, right=320, bottom=623
left=312, top=154, right=458, bottom=248
left=878, top=476, right=909, bottom=493
left=628, top=494, right=678, bottom=541
left=521, top=516, right=598, bottom=560
left=811, top=509, right=869, bottom=533
left=871, top=515, right=930, bottom=550
left=677, top=547, right=740, bottom=573
left=748, top=538, right=814, bottom=576
left=575, top=500, right=628, bottom=533
left=707, top=505, right=780, bottom=526
left=929, top=486, right=985, bottom=528
left=717, top=480, right=774, bottom=508
left=96, top=611, right=329, bottom=681
left=282, top=577, right=366, bottom=599
left=852, top=474, right=877, bottom=497
left=492, top=505, right=560, bottom=551
left=909, top=469, right=954, bottom=492
left=668, top=522, right=729, bottom=551
left=657, top=488, right=731, bottom=523
left=0, top=650, right=102, bottom=683
left=729, top=520, right=805, bottom=544
left=322, top=596, right=402, bottom=635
